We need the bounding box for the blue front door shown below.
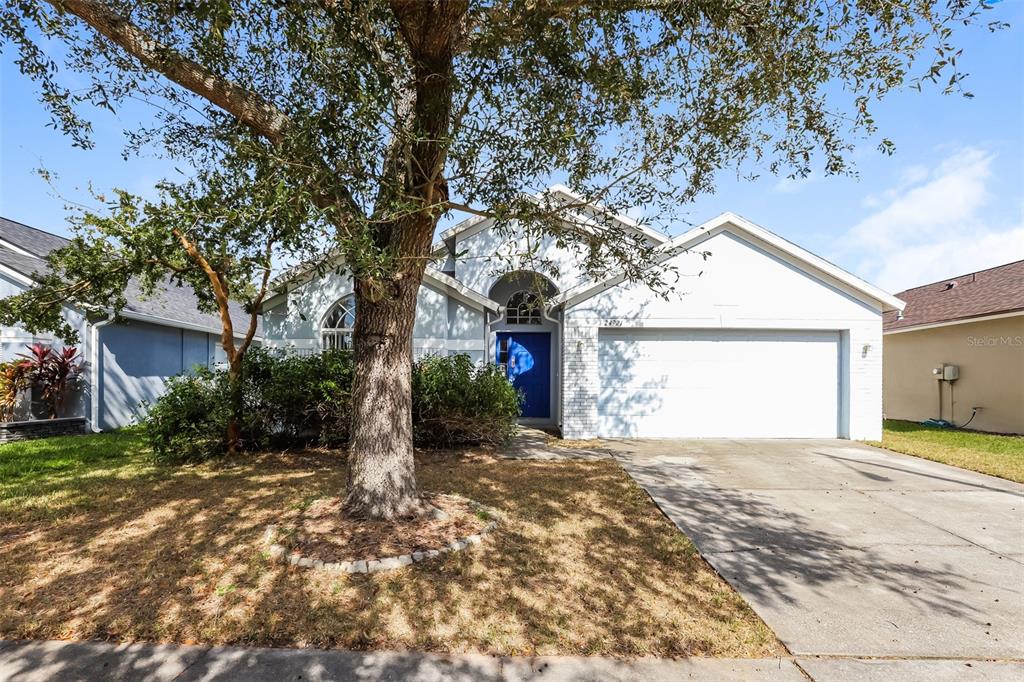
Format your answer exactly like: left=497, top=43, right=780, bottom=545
left=496, top=331, right=551, bottom=419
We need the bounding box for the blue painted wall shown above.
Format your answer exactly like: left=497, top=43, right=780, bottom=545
left=98, top=320, right=219, bottom=430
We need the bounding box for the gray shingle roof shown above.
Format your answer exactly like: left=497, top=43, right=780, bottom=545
left=0, top=248, right=49, bottom=280
left=0, top=216, right=75, bottom=257
left=0, top=216, right=260, bottom=337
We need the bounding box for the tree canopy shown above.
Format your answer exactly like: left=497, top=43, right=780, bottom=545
left=0, top=0, right=994, bottom=517
left=3, top=0, right=994, bottom=285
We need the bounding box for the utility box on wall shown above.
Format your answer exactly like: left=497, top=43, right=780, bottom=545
left=942, top=364, right=959, bottom=381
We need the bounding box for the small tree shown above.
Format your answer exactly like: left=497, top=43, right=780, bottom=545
left=0, top=163, right=325, bottom=452
left=1, top=0, right=994, bottom=517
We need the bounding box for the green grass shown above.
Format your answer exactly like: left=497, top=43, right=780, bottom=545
left=867, top=420, right=1024, bottom=483
left=0, top=427, right=159, bottom=518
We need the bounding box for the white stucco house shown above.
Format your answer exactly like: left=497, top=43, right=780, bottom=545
left=262, top=187, right=904, bottom=441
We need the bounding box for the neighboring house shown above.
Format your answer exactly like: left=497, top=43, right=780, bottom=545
left=263, top=186, right=903, bottom=440
left=883, top=261, right=1024, bottom=434
left=0, top=216, right=257, bottom=430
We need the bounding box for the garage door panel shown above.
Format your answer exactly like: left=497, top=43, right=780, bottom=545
left=597, top=329, right=840, bottom=438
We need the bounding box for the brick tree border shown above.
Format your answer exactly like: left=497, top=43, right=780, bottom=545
left=263, top=495, right=499, bottom=574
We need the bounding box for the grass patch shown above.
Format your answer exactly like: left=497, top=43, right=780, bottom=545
left=0, top=431, right=779, bottom=657
left=0, top=428, right=162, bottom=520
left=867, top=420, right=1024, bottom=483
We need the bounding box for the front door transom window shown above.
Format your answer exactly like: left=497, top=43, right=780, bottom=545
left=505, top=290, right=542, bottom=324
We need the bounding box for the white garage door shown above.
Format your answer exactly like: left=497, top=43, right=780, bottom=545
left=598, top=329, right=840, bottom=438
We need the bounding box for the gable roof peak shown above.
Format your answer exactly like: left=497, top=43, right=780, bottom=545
left=550, top=211, right=904, bottom=313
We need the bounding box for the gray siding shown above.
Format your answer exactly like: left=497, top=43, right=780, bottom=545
left=98, top=320, right=219, bottom=430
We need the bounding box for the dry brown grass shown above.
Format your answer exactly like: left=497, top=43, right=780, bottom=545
left=0, top=437, right=780, bottom=657
left=284, top=494, right=487, bottom=562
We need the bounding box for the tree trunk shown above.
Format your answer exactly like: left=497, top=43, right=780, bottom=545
left=344, top=273, right=427, bottom=519
left=343, top=1, right=462, bottom=519
left=225, top=355, right=243, bottom=456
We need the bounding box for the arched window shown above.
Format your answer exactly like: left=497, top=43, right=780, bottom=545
left=321, top=293, right=356, bottom=350
left=505, top=290, right=542, bottom=324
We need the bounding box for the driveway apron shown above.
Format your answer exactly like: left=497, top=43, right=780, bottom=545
left=610, top=439, right=1024, bottom=660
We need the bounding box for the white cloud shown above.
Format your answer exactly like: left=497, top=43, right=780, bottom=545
left=838, top=147, right=1024, bottom=292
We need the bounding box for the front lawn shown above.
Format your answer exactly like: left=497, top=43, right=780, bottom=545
left=869, top=420, right=1024, bottom=483
left=0, top=431, right=779, bottom=657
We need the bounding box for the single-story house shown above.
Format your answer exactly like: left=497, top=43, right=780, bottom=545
left=0, top=216, right=257, bottom=431
left=263, top=186, right=903, bottom=440
left=883, top=260, right=1024, bottom=434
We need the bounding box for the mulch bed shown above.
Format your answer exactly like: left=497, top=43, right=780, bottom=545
left=278, top=493, right=488, bottom=562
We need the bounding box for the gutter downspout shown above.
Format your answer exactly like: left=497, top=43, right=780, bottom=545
left=541, top=304, right=563, bottom=432
left=89, top=315, right=113, bottom=432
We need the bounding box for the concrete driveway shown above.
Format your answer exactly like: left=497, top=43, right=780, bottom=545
left=608, top=439, right=1024, bottom=661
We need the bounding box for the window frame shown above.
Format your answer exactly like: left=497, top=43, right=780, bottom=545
left=321, top=293, right=356, bottom=351
left=505, top=290, right=543, bottom=325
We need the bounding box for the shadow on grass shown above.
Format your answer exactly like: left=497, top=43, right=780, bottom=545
left=0, top=437, right=780, bottom=677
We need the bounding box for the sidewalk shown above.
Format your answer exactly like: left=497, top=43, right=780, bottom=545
left=0, top=639, right=800, bottom=681
left=2, top=639, right=1022, bottom=681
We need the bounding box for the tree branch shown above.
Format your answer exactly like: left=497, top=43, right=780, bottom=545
left=48, top=0, right=289, bottom=145
left=238, top=239, right=275, bottom=358
left=171, top=227, right=237, bottom=362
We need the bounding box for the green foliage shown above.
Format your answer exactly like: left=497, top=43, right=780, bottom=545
left=0, top=1, right=997, bottom=295
left=144, top=369, right=232, bottom=464
left=145, top=351, right=519, bottom=463
left=412, top=354, right=520, bottom=448
left=0, top=166, right=325, bottom=346
left=244, top=348, right=355, bottom=448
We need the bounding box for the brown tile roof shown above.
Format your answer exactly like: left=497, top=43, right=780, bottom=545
left=883, top=260, right=1024, bottom=332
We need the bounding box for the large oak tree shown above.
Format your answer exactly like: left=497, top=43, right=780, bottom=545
left=1, top=0, right=991, bottom=518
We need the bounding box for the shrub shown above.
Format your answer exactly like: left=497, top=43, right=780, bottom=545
left=0, top=360, right=30, bottom=422
left=246, top=348, right=354, bottom=447
left=412, top=354, right=520, bottom=447
left=144, top=369, right=230, bottom=463
left=143, top=351, right=520, bottom=462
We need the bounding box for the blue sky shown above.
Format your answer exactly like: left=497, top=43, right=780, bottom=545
left=2, top=6, right=1022, bottom=293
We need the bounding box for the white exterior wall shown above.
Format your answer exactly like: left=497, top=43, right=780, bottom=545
left=561, top=230, right=885, bottom=440
left=453, top=221, right=594, bottom=295
left=262, top=270, right=488, bottom=359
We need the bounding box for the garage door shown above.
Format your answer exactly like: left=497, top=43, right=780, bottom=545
left=598, top=329, right=840, bottom=438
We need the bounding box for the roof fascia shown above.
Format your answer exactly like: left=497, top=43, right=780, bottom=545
left=884, top=309, right=1024, bottom=335
left=551, top=213, right=905, bottom=313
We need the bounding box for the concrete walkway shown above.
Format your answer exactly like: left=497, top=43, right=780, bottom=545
left=499, top=427, right=610, bottom=460
left=608, top=439, right=1024, bottom=664
left=4, top=639, right=1023, bottom=681
left=3, top=639, right=1022, bottom=681
left=0, top=639, right=807, bottom=681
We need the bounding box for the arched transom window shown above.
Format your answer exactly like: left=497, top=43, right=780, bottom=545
left=321, top=293, right=355, bottom=350
left=505, top=290, right=542, bottom=324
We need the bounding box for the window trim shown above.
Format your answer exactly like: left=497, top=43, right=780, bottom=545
left=505, top=290, right=542, bottom=325
left=321, top=293, right=356, bottom=350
